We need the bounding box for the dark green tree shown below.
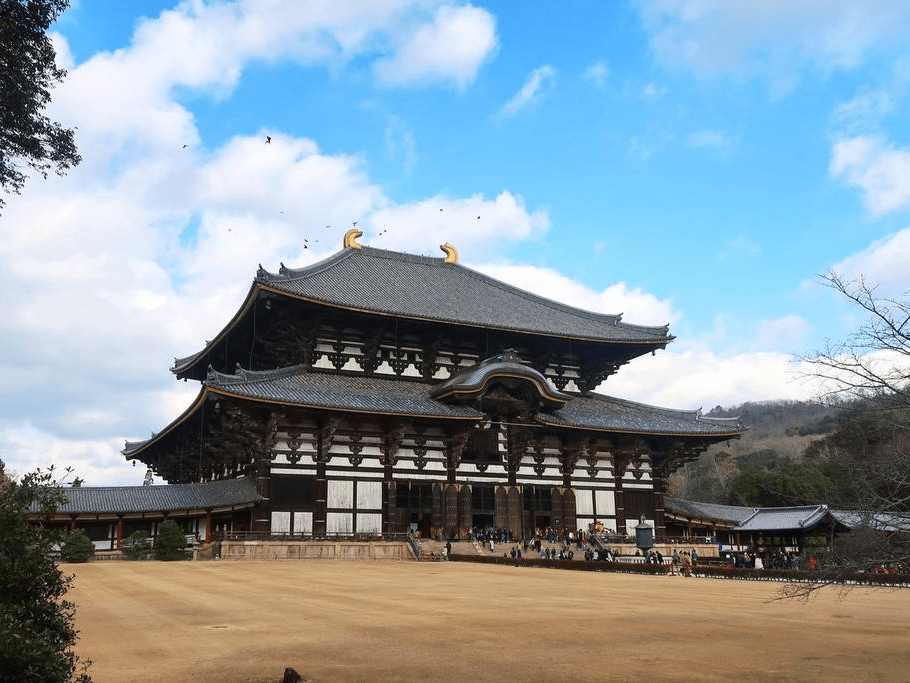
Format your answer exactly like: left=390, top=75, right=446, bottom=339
left=122, top=530, right=151, bottom=561
left=0, top=0, right=81, bottom=213
left=153, top=520, right=187, bottom=561
left=0, top=463, right=92, bottom=682
left=60, top=530, right=94, bottom=564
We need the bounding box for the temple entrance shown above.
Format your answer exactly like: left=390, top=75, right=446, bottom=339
left=524, top=486, right=552, bottom=534
left=471, top=484, right=496, bottom=530
left=395, top=481, right=434, bottom=537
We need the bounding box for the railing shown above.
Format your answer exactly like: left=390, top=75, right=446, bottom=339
left=406, top=531, right=422, bottom=560
left=215, top=531, right=384, bottom=542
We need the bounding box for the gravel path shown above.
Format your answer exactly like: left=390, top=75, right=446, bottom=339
left=66, top=560, right=910, bottom=682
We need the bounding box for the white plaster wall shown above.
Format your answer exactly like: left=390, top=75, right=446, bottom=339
left=357, top=481, right=382, bottom=509
left=328, top=480, right=354, bottom=508
left=327, top=512, right=353, bottom=534
left=294, top=512, right=313, bottom=534
left=357, top=513, right=382, bottom=534
left=575, top=489, right=594, bottom=516
left=594, top=490, right=615, bottom=519
left=271, top=511, right=291, bottom=534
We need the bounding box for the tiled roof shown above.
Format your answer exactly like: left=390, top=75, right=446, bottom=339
left=255, top=246, right=672, bottom=343
left=208, top=365, right=485, bottom=419
left=538, top=394, right=747, bottom=436
left=211, top=366, right=742, bottom=437
left=734, top=505, right=830, bottom=532
left=664, top=497, right=755, bottom=523
left=31, top=477, right=262, bottom=515
left=127, top=365, right=746, bottom=460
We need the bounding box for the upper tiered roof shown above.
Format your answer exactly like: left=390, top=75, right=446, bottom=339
left=255, top=245, right=671, bottom=342
left=173, top=242, right=673, bottom=376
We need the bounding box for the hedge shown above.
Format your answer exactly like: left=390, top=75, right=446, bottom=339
left=447, top=553, right=910, bottom=587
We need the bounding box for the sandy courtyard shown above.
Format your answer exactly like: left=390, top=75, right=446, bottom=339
left=66, top=559, right=910, bottom=682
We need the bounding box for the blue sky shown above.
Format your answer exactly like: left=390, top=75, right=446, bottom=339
left=3, top=0, right=910, bottom=485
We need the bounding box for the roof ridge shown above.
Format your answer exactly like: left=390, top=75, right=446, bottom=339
left=259, top=246, right=672, bottom=336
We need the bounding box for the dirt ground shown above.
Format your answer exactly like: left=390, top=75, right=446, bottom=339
left=66, top=559, right=910, bottom=683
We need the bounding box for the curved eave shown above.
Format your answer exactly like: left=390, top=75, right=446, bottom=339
left=533, top=414, right=748, bottom=439
left=534, top=393, right=748, bottom=439
left=431, top=369, right=570, bottom=408
left=172, top=280, right=262, bottom=377
left=123, top=387, right=211, bottom=459
left=124, top=380, right=484, bottom=460
left=256, top=283, right=674, bottom=347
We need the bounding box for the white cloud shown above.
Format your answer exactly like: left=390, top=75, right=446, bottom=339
left=374, top=4, right=498, bottom=88
left=368, top=191, right=550, bottom=255
left=0, top=2, right=513, bottom=486
left=829, top=227, right=910, bottom=295
left=605, top=342, right=819, bottom=409
left=686, top=129, right=732, bottom=153
left=499, top=65, right=557, bottom=118
left=830, top=136, right=910, bottom=217
left=584, top=60, right=610, bottom=87
left=384, top=115, right=417, bottom=173
left=636, top=0, right=910, bottom=85
left=831, top=90, right=894, bottom=131
left=474, top=263, right=680, bottom=328
left=51, top=1, right=497, bottom=164
left=717, top=234, right=761, bottom=261
left=642, top=82, right=667, bottom=99
left=753, top=315, right=811, bottom=353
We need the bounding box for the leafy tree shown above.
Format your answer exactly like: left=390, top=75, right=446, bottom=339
left=60, top=530, right=94, bottom=563
left=0, top=462, right=92, bottom=681
left=153, top=520, right=187, bottom=561
left=0, top=0, right=81, bottom=213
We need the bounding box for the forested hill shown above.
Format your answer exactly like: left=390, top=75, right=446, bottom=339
left=669, top=400, right=844, bottom=503
left=705, top=400, right=841, bottom=439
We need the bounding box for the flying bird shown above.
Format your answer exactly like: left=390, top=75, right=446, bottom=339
left=266, top=136, right=271, bottom=144
left=182, top=144, right=188, bottom=149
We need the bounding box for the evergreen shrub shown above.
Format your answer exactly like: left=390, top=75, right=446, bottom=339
left=153, top=520, right=187, bottom=561
left=60, top=531, right=95, bottom=563
left=122, top=530, right=151, bottom=560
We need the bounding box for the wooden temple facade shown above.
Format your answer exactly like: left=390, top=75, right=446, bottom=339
left=125, top=232, right=746, bottom=541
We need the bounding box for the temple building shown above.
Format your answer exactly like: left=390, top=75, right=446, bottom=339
left=124, top=231, right=746, bottom=541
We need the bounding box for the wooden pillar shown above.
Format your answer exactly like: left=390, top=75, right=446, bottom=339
left=561, top=488, right=577, bottom=535
left=460, top=485, right=472, bottom=536
left=430, top=481, right=445, bottom=538
left=116, top=517, right=123, bottom=550
left=506, top=486, right=522, bottom=539
left=313, top=418, right=338, bottom=538
left=443, top=484, right=459, bottom=536
left=613, top=455, right=627, bottom=535
left=251, top=453, right=271, bottom=535
left=313, top=461, right=327, bottom=537
left=381, top=423, right=404, bottom=537
left=651, top=474, right=668, bottom=542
